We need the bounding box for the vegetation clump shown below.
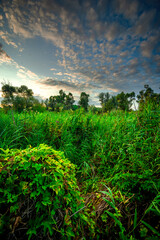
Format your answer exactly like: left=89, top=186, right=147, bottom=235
left=0, top=144, right=91, bottom=239
left=0, top=84, right=159, bottom=239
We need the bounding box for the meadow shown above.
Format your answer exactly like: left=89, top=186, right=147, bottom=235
left=0, top=105, right=160, bottom=239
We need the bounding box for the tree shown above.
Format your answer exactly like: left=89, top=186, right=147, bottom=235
left=104, top=96, right=118, bottom=112
left=99, top=92, right=118, bottom=112
left=47, top=96, right=57, bottom=111
left=65, top=92, right=75, bottom=110
left=99, top=92, right=105, bottom=105
left=79, top=92, right=89, bottom=111
left=18, top=85, right=33, bottom=98
left=1, top=82, right=35, bottom=112
left=99, top=92, right=110, bottom=106
left=137, top=85, right=160, bottom=110
left=116, top=91, right=135, bottom=111
left=44, top=99, right=49, bottom=110
left=59, top=89, right=66, bottom=103
left=17, top=85, right=34, bottom=110
left=1, top=83, right=16, bottom=108
left=47, top=90, right=75, bottom=111
left=104, top=92, right=110, bottom=104
left=13, top=96, right=26, bottom=113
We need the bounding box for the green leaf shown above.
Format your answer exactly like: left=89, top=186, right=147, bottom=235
left=27, top=228, right=37, bottom=240
left=152, top=202, right=160, bottom=215
left=67, top=227, right=75, bottom=237
left=101, top=185, right=115, bottom=204
left=106, top=211, right=119, bottom=224
left=102, top=197, right=116, bottom=211
left=30, top=191, right=37, bottom=199
left=81, top=214, right=89, bottom=223
left=34, top=163, right=42, bottom=171
left=41, top=221, right=53, bottom=235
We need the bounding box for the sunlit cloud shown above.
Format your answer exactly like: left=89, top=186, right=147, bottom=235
left=0, top=43, right=12, bottom=64
left=56, top=72, right=63, bottom=76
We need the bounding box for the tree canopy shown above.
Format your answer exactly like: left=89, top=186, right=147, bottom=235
left=1, top=82, right=40, bottom=112
left=1, top=83, right=159, bottom=113
left=46, top=89, right=75, bottom=111
left=116, top=91, right=135, bottom=111
left=137, top=85, right=160, bottom=110
left=98, top=91, right=135, bottom=112
left=78, top=92, right=89, bottom=111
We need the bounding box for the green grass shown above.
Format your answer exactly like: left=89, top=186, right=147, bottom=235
left=0, top=106, right=160, bottom=239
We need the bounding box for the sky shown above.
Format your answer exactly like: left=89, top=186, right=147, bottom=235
left=0, top=0, right=160, bottom=106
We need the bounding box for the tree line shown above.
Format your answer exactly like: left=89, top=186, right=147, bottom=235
left=1, top=82, right=159, bottom=113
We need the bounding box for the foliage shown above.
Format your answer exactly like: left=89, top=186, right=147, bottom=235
left=98, top=91, right=135, bottom=112
left=99, top=92, right=135, bottom=112
left=103, top=96, right=118, bottom=112
left=137, top=85, right=160, bottom=111
left=1, top=82, right=42, bottom=113
left=116, top=91, right=135, bottom=111
left=31, top=99, right=46, bottom=112
left=88, top=105, right=99, bottom=114
left=101, top=185, right=160, bottom=240
left=99, top=92, right=110, bottom=105
left=0, top=102, right=159, bottom=239
left=0, top=144, right=94, bottom=239
left=99, top=92, right=118, bottom=112
left=46, top=89, right=75, bottom=111
left=78, top=92, right=90, bottom=111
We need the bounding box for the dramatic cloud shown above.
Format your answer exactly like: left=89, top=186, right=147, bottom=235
left=40, top=77, right=102, bottom=93
left=0, top=0, right=160, bottom=103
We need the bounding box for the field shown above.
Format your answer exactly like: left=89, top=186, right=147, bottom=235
left=0, top=106, right=160, bottom=239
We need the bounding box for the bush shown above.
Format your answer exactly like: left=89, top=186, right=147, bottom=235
left=0, top=144, right=88, bottom=239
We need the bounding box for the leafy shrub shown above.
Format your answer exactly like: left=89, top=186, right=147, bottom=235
left=0, top=144, right=90, bottom=239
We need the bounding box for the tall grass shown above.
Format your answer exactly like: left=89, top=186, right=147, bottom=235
left=0, top=105, right=159, bottom=239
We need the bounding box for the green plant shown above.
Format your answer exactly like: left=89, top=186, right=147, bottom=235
left=0, top=144, right=89, bottom=239
left=101, top=185, right=126, bottom=240
left=126, top=190, right=160, bottom=239
left=0, top=104, right=159, bottom=239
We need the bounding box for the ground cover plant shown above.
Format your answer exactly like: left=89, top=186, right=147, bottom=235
left=0, top=144, right=95, bottom=239
left=0, top=104, right=160, bottom=239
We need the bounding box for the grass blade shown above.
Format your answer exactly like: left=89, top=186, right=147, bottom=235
left=141, top=220, right=160, bottom=237
left=134, top=208, right=137, bottom=229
